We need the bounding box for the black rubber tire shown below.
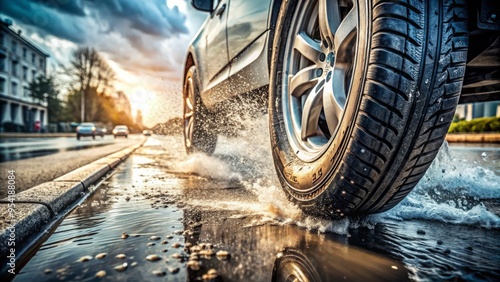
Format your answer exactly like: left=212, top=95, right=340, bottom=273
left=272, top=249, right=321, bottom=282
left=269, top=0, right=468, bottom=217
left=183, top=66, right=218, bottom=155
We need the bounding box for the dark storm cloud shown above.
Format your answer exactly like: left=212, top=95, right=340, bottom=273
left=87, top=0, right=189, bottom=37
left=0, top=0, right=189, bottom=44
left=38, top=0, right=86, bottom=17
left=0, top=0, right=87, bottom=43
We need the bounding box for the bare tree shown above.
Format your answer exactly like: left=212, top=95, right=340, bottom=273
left=62, top=47, right=116, bottom=121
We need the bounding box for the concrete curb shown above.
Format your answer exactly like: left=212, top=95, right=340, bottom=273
left=0, top=139, right=145, bottom=273
left=446, top=133, right=500, bottom=143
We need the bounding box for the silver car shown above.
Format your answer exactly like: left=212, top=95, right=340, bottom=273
left=76, top=122, right=98, bottom=140
left=112, top=125, right=129, bottom=138
left=183, top=0, right=500, bottom=217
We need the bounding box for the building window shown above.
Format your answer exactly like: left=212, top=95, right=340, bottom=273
left=22, top=66, right=28, bottom=80
left=12, top=61, right=18, bottom=76
left=0, top=56, right=5, bottom=72
left=11, top=40, right=17, bottom=53
left=24, top=86, right=29, bottom=97
left=0, top=77, right=5, bottom=94
left=22, top=47, right=27, bottom=59
left=31, top=53, right=35, bottom=63
left=39, top=58, right=44, bottom=69
left=0, top=33, right=4, bottom=47
left=12, top=82, right=17, bottom=95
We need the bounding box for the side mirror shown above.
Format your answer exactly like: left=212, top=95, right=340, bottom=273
left=191, top=0, right=213, bottom=12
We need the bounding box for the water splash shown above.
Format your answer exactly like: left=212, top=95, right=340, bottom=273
left=383, top=142, right=500, bottom=228
left=174, top=152, right=242, bottom=181
left=177, top=110, right=500, bottom=231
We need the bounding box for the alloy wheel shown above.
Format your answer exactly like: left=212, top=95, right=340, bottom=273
left=183, top=74, right=195, bottom=149
left=282, top=0, right=358, bottom=162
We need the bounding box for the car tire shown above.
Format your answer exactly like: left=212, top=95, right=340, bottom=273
left=269, top=0, right=468, bottom=217
left=183, top=65, right=218, bottom=155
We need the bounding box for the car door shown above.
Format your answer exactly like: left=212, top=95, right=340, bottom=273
left=226, top=0, right=271, bottom=63
left=203, top=0, right=230, bottom=84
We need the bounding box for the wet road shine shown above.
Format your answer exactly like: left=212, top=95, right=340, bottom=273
left=11, top=132, right=500, bottom=281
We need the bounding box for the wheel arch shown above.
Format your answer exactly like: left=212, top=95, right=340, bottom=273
left=267, top=0, right=285, bottom=69
left=183, top=52, right=195, bottom=89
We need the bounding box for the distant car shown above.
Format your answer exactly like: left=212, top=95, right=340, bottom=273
left=94, top=123, right=107, bottom=138
left=143, top=130, right=152, bottom=136
left=113, top=125, right=129, bottom=138
left=76, top=122, right=97, bottom=140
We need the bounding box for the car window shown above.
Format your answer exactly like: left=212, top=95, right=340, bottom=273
left=212, top=0, right=220, bottom=11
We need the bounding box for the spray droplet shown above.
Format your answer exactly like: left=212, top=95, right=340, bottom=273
left=481, top=152, right=487, bottom=161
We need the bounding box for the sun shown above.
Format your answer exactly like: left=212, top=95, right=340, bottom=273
left=128, top=88, right=151, bottom=116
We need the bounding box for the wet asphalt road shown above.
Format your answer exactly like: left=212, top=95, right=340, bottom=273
left=0, top=135, right=144, bottom=199
left=0, top=135, right=123, bottom=163
left=9, top=133, right=500, bottom=281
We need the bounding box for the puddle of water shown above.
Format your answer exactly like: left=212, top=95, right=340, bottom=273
left=14, top=153, right=190, bottom=281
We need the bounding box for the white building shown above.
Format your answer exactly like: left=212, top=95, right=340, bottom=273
left=456, top=101, right=500, bottom=121
left=0, top=19, right=49, bottom=132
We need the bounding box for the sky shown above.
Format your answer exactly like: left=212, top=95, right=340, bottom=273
left=0, top=0, right=207, bottom=127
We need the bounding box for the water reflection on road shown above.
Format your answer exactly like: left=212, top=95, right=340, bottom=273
left=13, top=133, right=500, bottom=281
left=0, top=135, right=140, bottom=162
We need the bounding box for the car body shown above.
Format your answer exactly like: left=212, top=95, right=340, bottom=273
left=184, top=0, right=500, bottom=217
left=76, top=122, right=98, bottom=140
left=112, top=125, right=129, bottom=138
left=143, top=130, right=152, bottom=136
left=186, top=0, right=498, bottom=107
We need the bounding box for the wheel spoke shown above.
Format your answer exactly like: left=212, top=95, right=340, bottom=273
left=318, top=0, right=341, bottom=45
left=334, top=7, right=357, bottom=55
left=186, top=95, right=194, bottom=111
left=301, top=80, right=325, bottom=140
left=323, top=71, right=344, bottom=135
left=294, top=32, right=322, bottom=63
left=289, top=65, right=320, bottom=97
left=185, top=96, right=194, bottom=117
left=186, top=117, right=194, bottom=145
left=184, top=110, right=193, bottom=118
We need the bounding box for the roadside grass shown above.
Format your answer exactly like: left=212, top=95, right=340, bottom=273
left=448, top=117, right=500, bottom=133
